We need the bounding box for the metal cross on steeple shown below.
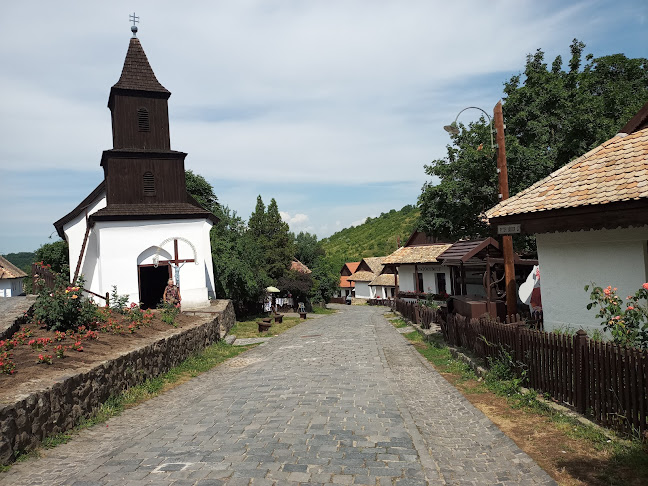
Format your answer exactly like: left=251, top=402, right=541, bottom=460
left=129, top=12, right=139, bottom=37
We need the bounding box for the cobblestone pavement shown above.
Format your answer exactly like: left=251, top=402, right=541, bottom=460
left=0, top=306, right=556, bottom=485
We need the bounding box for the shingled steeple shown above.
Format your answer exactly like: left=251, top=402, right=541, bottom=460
left=108, top=37, right=171, bottom=150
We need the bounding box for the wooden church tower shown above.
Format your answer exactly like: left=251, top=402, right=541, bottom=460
left=55, top=23, right=217, bottom=309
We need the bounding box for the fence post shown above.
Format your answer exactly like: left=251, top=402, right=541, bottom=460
left=574, top=329, right=588, bottom=414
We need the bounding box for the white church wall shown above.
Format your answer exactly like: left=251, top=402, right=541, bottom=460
left=89, top=218, right=215, bottom=308
left=63, top=193, right=106, bottom=286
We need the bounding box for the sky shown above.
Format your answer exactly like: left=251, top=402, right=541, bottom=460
left=0, top=0, right=646, bottom=254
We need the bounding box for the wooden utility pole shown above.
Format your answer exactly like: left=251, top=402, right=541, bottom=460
left=493, top=101, right=517, bottom=316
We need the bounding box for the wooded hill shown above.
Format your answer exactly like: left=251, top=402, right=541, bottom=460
left=321, top=205, right=419, bottom=270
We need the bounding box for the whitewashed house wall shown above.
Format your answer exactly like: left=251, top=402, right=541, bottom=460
left=537, top=226, right=648, bottom=334
left=398, top=264, right=451, bottom=294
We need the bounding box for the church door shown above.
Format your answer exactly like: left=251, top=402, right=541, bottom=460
left=138, top=264, right=171, bottom=309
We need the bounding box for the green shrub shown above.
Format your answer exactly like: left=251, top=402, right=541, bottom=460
left=31, top=275, right=99, bottom=332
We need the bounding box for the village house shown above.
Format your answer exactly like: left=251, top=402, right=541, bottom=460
left=486, top=101, right=648, bottom=333
left=337, top=261, right=359, bottom=298
left=0, top=256, right=27, bottom=297
left=54, top=29, right=218, bottom=309
left=347, top=257, right=387, bottom=299
left=382, top=231, right=452, bottom=300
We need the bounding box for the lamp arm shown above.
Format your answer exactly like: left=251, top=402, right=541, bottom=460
left=452, top=106, right=494, bottom=149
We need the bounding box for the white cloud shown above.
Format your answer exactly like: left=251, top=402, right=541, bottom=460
left=280, top=211, right=311, bottom=232
left=0, top=0, right=642, bottom=252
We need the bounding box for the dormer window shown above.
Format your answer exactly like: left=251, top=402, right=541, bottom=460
left=137, top=108, right=150, bottom=132
left=143, top=171, right=155, bottom=195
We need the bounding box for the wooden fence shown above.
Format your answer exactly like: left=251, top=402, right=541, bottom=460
left=442, top=313, right=648, bottom=437
left=31, top=264, right=109, bottom=305
left=371, top=297, right=648, bottom=437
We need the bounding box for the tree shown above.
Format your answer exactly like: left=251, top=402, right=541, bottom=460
left=418, top=40, right=648, bottom=243
left=265, top=198, right=295, bottom=282
left=35, top=240, right=69, bottom=276
left=185, top=170, right=219, bottom=213
left=210, top=206, right=268, bottom=314
left=309, top=258, right=339, bottom=304
left=293, top=231, right=324, bottom=270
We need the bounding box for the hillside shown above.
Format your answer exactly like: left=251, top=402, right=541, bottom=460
left=2, top=252, right=36, bottom=274
left=321, top=205, right=419, bottom=269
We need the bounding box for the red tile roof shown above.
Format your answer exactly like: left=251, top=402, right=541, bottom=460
left=290, top=260, right=312, bottom=274
left=486, top=127, right=648, bottom=219
left=339, top=275, right=355, bottom=288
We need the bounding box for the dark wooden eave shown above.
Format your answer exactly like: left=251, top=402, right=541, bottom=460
left=488, top=199, right=648, bottom=235
left=620, top=100, right=648, bottom=135
left=89, top=203, right=219, bottom=225
left=100, top=148, right=186, bottom=167
left=438, top=238, right=502, bottom=264
left=53, top=182, right=105, bottom=239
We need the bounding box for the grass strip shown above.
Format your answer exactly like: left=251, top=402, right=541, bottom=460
left=0, top=340, right=256, bottom=472
left=402, top=330, right=648, bottom=485
left=228, top=316, right=303, bottom=338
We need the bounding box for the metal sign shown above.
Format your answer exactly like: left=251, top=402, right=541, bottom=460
left=497, top=224, right=521, bottom=235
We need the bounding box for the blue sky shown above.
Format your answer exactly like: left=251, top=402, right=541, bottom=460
left=1, top=0, right=646, bottom=254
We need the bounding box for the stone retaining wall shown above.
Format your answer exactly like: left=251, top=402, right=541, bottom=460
left=0, top=300, right=235, bottom=465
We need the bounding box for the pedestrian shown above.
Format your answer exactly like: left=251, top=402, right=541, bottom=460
left=163, top=278, right=181, bottom=308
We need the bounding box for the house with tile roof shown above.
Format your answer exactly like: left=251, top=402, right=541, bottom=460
left=486, top=101, right=648, bottom=333
left=382, top=231, right=453, bottom=300
left=0, top=256, right=27, bottom=297
left=338, top=262, right=360, bottom=298
left=290, top=260, right=312, bottom=274
left=53, top=29, right=217, bottom=309
left=347, top=257, right=387, bottom=299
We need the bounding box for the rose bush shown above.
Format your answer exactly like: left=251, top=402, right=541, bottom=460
left=585, top=283, right=648, bottom=349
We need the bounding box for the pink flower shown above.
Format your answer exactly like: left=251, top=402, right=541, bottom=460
left=603, top=288, right=611, bottom=296
left=614, top=316, right=621, bottom=320
left=627, top=306, right=634, bottom=311
left=643, top=283, right=648, bottom=290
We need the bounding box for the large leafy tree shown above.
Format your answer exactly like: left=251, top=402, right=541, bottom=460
left=419, top=40, right=648, bottom=242
left=185, top=170, right=219, bottom=213
left=35, top=240, right=69, bottom=276
left=293, top=231, right=325, bottom=269
left=210, top=206, right=268, bottom=314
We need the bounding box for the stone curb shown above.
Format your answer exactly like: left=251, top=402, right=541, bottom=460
left=0, top=300, right=235, bottom=465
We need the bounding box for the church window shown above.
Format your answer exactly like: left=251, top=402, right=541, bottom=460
left=143, top=171, right=155, bottom=195
left=137, top=107, right=150, bottom=132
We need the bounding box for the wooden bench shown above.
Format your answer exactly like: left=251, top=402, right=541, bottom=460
left=258, top=318, right=273, bottom=333
left=273, top=314, right=283, bottom=323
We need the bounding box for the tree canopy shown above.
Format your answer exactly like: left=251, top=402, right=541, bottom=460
left=419, top=40, right=648, bottom=243
left=185, top=170, right=219, bottom=213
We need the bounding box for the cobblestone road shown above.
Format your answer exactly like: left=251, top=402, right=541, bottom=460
left=0, top=306, right=556, bottom=485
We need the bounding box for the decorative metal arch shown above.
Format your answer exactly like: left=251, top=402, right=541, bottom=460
left=152, top=237, right=199, bottom=268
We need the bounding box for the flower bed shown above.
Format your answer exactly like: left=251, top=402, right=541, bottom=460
left=0, top=300, right=235, bottom=465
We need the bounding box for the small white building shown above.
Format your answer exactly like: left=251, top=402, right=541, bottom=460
left=369, top=273, right=397, bottom=299
left=486, top=101, right=648, bottom=334
left=54, top=32, right=217, bottom=309
left=347, top=257, right=387, bottom=299
left=0, top=256, right=27, bottom=297
left=382, top=231, right=452, bottom=300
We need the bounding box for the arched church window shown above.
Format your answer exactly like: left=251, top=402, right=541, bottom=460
left=143, top=171, right=155, bottom=195
left=137, top=107, right=150, bottom=132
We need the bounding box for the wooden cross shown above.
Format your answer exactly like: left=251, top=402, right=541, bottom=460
left=159, top=239, right=195, bottom=289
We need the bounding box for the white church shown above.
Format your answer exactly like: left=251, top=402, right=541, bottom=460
left=54, top=28, right=217, bottom=309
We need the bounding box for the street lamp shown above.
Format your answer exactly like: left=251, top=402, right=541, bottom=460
left=443, top=106, right=494, bottom=150
left=444, top=102, right=517, bottom=317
